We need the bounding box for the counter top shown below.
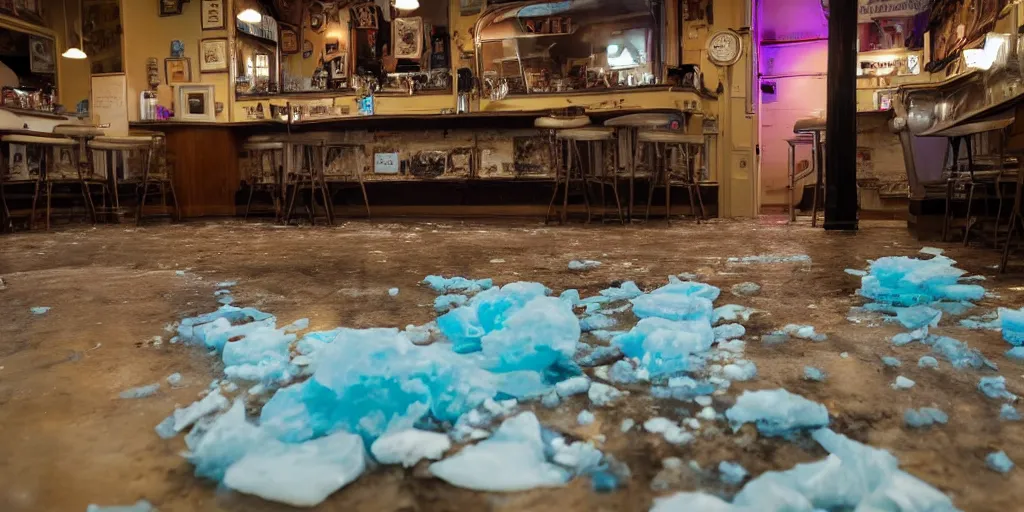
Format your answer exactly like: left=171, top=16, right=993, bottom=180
left=132, top=107, right=694, bottom=132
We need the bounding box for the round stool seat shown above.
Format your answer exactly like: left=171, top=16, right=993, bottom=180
left=637, top=131, right=704, bottom=144
left=793, top=117, right=826, bottom=133
left=2, top=134, right=76, bottom=146
left=535, top=115, right=591, bottom=129
left=604, top=113, right=677, bottom=128
left=88, top=141, right=149, bottom=151
left=92, top=135, right=155, bottom=147
left=244, top=142, right=286, bottom=151
left=53, top=125, right=106, bottom=137
left=556, top=127, right=614, bottom=141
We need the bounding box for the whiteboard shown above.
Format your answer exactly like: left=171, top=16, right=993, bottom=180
left=91, top=73, right=129, bottom=136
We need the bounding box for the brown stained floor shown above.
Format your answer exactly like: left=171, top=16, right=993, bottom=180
left=0, top=218, right=1022, bottom=512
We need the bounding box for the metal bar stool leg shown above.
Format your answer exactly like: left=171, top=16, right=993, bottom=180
left=810, top=132, right=821, bottom=227
left=579, top=142, right=592, bottom=224
left=137, top=144, right=154, bottom=226
left=29, top=176, right=40, bottom=230
left=545, top=135, right=561, bottom=224
left=561, top=139, right=572, bottom=225
left=788, top=141, right=796, bottom=222
left=244, top=150, right=257, bottom=220
left=75, top=145, right=97, bottom=224
left=645, top=143, right=659, bottom=222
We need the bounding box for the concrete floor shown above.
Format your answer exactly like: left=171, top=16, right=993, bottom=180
left=0, top=218, right=1022, bottom=512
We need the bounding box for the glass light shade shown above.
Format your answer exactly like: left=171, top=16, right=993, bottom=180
left=237, top=8, right=262, bottom=23
left=62, top=47, right=87, bottom=59
left=394, top=0, right=419, bottom=10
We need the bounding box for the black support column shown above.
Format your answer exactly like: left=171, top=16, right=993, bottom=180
left=824, top=0, right=859, bottom=230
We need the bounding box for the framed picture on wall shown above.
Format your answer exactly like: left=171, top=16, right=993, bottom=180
left=199, top=38, right=228, bottom=73
left=28, top=36, right=54, bottom=74
left=164, top=57, right=192, bottom=84
left=330, top=55, right=347, bottom=79
left=159, top=0, right=183, bottom=16
left=200, top=0, right=225, bottom=30
left=393, top=17, right=423, bottom=60
left=351, top=3, right=378, bottom=29
left=280, top=25, right=299, bottom=54
left=175, top=84, right=216, bottom=122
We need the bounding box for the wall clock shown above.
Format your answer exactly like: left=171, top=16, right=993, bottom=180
left=707, top=29, right=743, bottom=67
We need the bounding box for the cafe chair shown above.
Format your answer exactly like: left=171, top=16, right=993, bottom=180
left=1, top=133, right=84, bottom=230
left=638, top=130, right=707, bottom=224
left=322, top=142, right=372, bottom=220
left=535, top=114, right=592, bottom=224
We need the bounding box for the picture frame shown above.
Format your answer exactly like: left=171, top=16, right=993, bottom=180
left=159, top=0, right=183, bottom=16
left=330, top=55, right=347, bottom=79
left=392, top=17, right=423, bottom=60
left=175, top=84, right=216, bottom=122
left=302, top=40, right=313, bottom=59
left=325, top=38, right=339, bottom=55
left=199, top=38, right=228, bottom=73
left=200, top=0, right=225, bottom=30
left=280, top=25, right=299, bottom=54
left=351, top=3, right=378, bottom=29
left=28, top=36, right=54, bottom=74
left=164, top=57, right=192, bottom=84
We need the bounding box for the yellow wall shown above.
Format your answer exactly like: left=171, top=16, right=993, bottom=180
left=41, top=0, right=92, bottom=108
left=121, top=0, right=231, bottom=122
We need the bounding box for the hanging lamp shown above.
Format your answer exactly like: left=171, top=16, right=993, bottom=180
left=237, top=8, right=263, bottom=23
left=394, top=0, right=420, bottom=10
left=61, top=0, right=87, bottom=59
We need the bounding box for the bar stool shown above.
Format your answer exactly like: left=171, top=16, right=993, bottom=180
left=322, top=142, right=372, bottom=219
left=793, top=117, right=826, bottom=227
left=88, top=133, right=179, bottom=225
left=546, top=127, right=620, bottom=224
left=638, top=130, right=707, bottom=224
left=786, top=134, right=815, bottom=223
left=54, top=124, right=107, bottom=223
left=1000, top=160, right=1023, bottom=273
left=605, top=113, right=682, bottom=221
left=283, top=134, right=333, bottom=226
left=242, top=136, right=285, bottom=220
left=1, top=133, right=83, bottom=230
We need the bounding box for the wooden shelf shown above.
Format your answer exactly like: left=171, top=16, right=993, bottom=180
left=0, top=106, right=70, bottom=120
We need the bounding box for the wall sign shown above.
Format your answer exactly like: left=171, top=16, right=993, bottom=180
left=858, top=51, right=922, bottom=77
left=201, top=0, right=225, bottom=30
left=857, top=0, right=930, bottom=23
left=159, top=0, right=183, bottom=16
left=374, top=153, right=400, bottom=174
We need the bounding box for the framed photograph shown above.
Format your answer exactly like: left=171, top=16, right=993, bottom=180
left=164, top=57, right=192, bottom=84
left=280, top=25, right=299, bottom=54
left=6, top=144, right=28, bottom=181
left=159, top=0, right=183, bottom=16
left=28, top=36, right=54, bottom=74
left=176, top=84, right=216, bottom=122
left=302, top=40, right=313, bottom=59
left=52, top=147, right=78, bottom=180
left=325, top=38, right=339, bottom=55
left=351, top=3, right=377, bottom=29
left=392, top=17, right=423, bottom=60
left=200, top=0, right=225, bottom=30
left=459, top=0, right=483, bottom=15
left=330, top=55, right=347, bottom=79
left=199, top=38, right=228, bottom=73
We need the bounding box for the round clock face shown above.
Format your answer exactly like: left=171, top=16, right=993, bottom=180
left=707, top=31, right=742, bottom=66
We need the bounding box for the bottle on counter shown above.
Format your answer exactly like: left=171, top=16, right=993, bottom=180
left=140, top=90, right=158, bottom=121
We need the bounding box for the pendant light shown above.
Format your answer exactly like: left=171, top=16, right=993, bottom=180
left=237, top=8, right=263, bottom=23
left=61, top=0, right=87, bottom=59
left=393, top=0, right=419, bottom=10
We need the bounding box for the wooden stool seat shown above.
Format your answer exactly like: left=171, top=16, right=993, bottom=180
left=53, top=125, right=106, bottom=137
left=794, top=117, right=826, bottom=133
left=637, top=131, right=704, bottom=144
left=556, top=127, right=614, bottom=141
left=2, top=134, right=75, bottom=146
left=243, top=141, right=286, bottom=151
left=535, top=115, right=591, bottom=129
left=604, top=113, right=677, bottom=128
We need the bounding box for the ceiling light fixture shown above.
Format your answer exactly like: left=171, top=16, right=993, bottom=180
left=394, top=0, right=420, bottom=10
left=61, top=0, right=87, bottom=59
left=237, top=8, right=263, bottom=23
